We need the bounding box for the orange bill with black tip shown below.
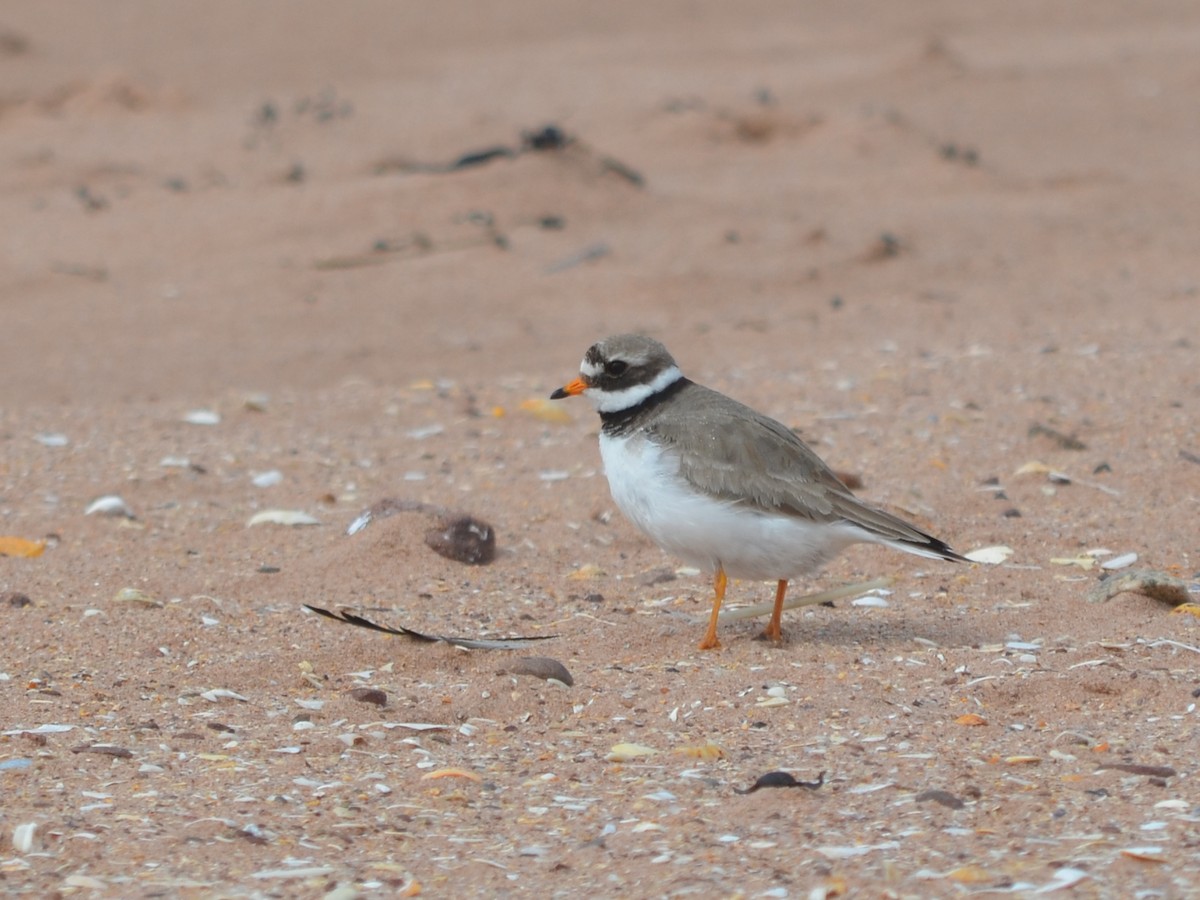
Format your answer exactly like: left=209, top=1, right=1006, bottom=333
left=550, top=377, right=587, bottom=400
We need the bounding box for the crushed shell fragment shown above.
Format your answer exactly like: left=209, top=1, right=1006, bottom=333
left=674, top=741, right=726, bottom=760
left=519, top=398, right=573, bottom=424
left=421, top=768, right=482, bottom=782
left=606, top=742, right=659, bottom=761
left=247, top=509, right=321, bottom=527
left=113, top=588, right=161, bottom=607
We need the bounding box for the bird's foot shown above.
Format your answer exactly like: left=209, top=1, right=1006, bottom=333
left=755, top=624, right=785, bottom=644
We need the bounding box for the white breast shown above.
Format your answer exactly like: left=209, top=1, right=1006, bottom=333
left=598, top=432, right=872, bottom=580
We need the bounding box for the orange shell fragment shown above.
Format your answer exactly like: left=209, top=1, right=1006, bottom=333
left=421, top=767, right=482, bottom=782
left=0, top=537, right=46, bottom=558
left=674, top=741, right=727, bottom=761
left=955, top=713, right=988, bottom=726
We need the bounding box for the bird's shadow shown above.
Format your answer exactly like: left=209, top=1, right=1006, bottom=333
left=648, top=600, right=999, bottom=654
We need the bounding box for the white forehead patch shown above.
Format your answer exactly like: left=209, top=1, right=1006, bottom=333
left=581, top=356, right=602, bottom=378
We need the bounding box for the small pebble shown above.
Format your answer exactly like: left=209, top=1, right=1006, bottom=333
left=424, top=515, right=495, bottom=565
left=70, top=744, right=133, bottom=758
left=504, top=657, right=573, bottom=687
left=734, top=770, right=825, bottom=794
left=1097, top=763, right=1176, bottom=779
left=915, top=788, right=966, bottom=809
left=347, top=687, right=388, bottom=707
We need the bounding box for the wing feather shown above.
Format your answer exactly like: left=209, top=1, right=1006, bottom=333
left=647, top=384, right=956, bottom=553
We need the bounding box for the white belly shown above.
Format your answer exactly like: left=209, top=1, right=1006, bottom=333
left=599, top=433, right=870, bottom=580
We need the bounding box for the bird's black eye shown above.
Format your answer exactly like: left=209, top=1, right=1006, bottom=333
left=606, top=360, right=628, bottom=377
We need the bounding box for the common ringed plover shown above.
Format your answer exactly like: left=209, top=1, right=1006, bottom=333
left=551, top=334, right=966, bottom=650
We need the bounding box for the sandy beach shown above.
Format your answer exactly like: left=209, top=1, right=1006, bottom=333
left=2, top=3, right=1199, bottom=896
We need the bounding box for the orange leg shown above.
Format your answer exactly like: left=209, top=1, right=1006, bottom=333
left=698, top=566, right=727, bottom=650
left=759, top=579, right=789, bottom=643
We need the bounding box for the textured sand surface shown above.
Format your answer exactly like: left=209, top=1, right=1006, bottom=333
left=2, top=3, right=1199, bottom=896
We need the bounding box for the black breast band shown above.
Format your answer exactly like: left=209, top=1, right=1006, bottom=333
left=599, top=376, right=691, bottom=436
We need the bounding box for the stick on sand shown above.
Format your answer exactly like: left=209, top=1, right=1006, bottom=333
left=715, top=577, right=894, bottom=623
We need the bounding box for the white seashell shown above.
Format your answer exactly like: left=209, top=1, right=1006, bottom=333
left=1101, top=552, right=1138, bottom=570
left=755, top=696, right=789, bottom=708
left=642, top=790, right=677, bottom=802
left=182, top=409, right=221, bottom=425
left=3, top=723, right=74, bottom=736
left=113, top=588, right=160, bottom=607
left=817, top=841, right=899, bottom=859
left=405, top=424, right=444, bottom=439
left=200, top=688, right=249, bottom=702
left=12, top=822, right=37, bottom=853
left=964, top=545, right=1013, bottom=565
left=848, top=781, right=894, bottom=794
left=247, top=509, right=320, bottom=527
left=85, top=495, right=134, bottom=518
left=852, top=595, right=890, bottom=608
left=251, top=867, right=336, bottom=880
left=35, top=433, right=69, bottom=447
left=1036, top=868, right=1089, bottom=893
left=1005, top=641, right=1042, bottom=652
left=1154, top=799, right=1189, bottom=810
left=251, top=470, right=283, bottom=488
